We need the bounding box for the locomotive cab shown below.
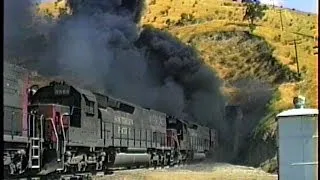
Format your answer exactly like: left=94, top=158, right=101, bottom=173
left=166, top=116, right=184, bottom=141
left=27, top=81, right=78, bottom=171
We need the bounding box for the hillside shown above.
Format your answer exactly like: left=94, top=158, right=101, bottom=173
left=141, top=0, right=318, bottom=170
left=143, top=0, right=317, bottom=104
left=36, top=0, right=318, bottom=172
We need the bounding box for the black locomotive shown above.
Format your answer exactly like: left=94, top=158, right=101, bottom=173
left=3, top=62, right=218, bottom=177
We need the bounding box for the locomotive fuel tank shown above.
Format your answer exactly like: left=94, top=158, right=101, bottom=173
left=112, top=153, right=151, bottom=167
left=126, top=148, right=148, bottom=153
left=193, top=152, right=206, bottom=161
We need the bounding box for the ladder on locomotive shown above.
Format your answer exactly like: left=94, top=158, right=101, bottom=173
left=28, top=114, right=44, bottom=169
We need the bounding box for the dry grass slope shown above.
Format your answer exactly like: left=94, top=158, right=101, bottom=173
left=143, top=0, right=317, bottom=110
left=142, top=3, right=318, bottom=160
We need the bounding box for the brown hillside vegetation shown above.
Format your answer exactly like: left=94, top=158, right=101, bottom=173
left=36, top=0, right=317, bottom=172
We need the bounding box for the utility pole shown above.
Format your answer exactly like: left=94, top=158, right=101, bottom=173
left=272, top=0, right=275, bottom=9
left=279, top=8, right=284, bottom=31
left=314, top=29, right=318, bottom=55
left=293, top=39, right=300, bottom=75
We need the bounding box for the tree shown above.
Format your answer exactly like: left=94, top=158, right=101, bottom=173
left=243, top=0, right=268, bottom=31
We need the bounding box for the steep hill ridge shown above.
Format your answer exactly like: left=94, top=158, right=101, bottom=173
left=142, top=0, right=317, bottom=108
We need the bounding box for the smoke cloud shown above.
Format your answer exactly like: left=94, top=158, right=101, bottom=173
left=259, top=0, right=284, bottom=7
left=4, top=0, right=226, bottom=131
left=4, top=0, right=34, bottom=61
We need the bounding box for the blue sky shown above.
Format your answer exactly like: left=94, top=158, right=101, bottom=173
left=285, top=0, right=318, bottom=14
left=260, top=0, right=318, bottom=14
left=41, top=0, right=318, bottom=14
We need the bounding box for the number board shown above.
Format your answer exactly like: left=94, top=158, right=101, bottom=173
left=54, top=85, right=70, bottom=96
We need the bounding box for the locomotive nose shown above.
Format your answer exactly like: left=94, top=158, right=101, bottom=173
left=28, top=104, right=71, bottom=141
left=29, top=104, right=71, bottom=119
left=29, top=105, right=54, bottom=118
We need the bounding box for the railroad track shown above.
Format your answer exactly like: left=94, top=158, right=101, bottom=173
left=5, top=172, right=93, bottom=180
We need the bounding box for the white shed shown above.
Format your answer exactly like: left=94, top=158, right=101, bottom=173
left=276, top=108, right=318, bottom=180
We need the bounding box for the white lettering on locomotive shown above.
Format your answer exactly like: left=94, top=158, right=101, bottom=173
left=117, top=127, right=129, bottom=136
left=114, top=116, right=133, bottom=125
left=149, top=114, right=165, bottom=126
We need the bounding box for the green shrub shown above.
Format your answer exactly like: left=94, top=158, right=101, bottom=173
left=149, top=0, right=156, bottom=5
left=165, top=19, right=171, bottom=25
left=284, top=50, right=291, bottom=58
left=289, top=55, right=296, bottom=64
left=223, top=2, right=232, bottom=6
left=207, top=16, right=213, bottom=21
left=305, top=45, right=312, bottom=55
left=218, top=15, right=225, bottom=20
left=273, top=34, right=281, bottom=42
left=231, top=55, right=239, bottom=62
left=301, top=65, right=307, bottom=72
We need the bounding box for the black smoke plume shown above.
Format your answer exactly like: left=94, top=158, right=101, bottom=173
left=4, top=0, right=35, bottom=62
left=4, top=0, right=226, bottom=134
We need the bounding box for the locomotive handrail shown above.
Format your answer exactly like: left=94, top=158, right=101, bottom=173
left=32, top=112, right=36, bottom=137
left=27, top=113, right=30, bottom=139
left=11, top=111, right=14, bottom=137
left=59, top=113, right=70, bottom=168
left=48, top=118, right=59, bottom=151
left=27, top=111, right=36, bottom=139
left=40, top=114, right=44, bottom=141
left=60, top=113, right=70, bottom=141
left=33, top=114, right=36, bottom=137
